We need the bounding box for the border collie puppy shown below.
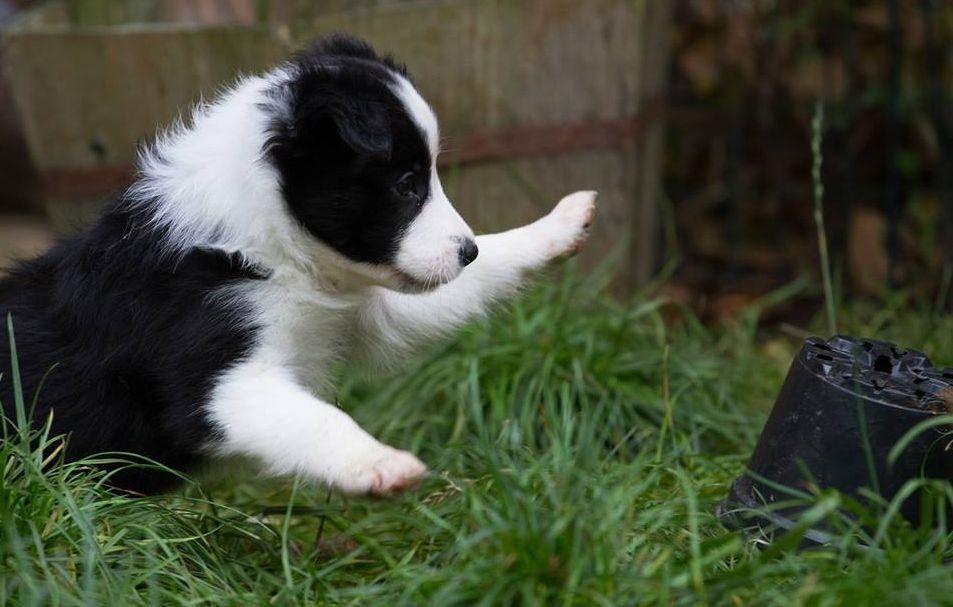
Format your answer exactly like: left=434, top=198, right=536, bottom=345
left=0, top=34, right=596, bottom=495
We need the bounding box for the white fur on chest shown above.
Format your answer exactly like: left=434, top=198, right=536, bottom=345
left=243, top=274, right=362, bottom=397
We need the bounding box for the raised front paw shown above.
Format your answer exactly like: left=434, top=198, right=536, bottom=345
left=338, top=445, right=428, bottom=497
left=536, top=190, right=597, bottom=261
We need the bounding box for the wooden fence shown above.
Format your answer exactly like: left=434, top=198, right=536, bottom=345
left=2, top=0, right=672, bottom=290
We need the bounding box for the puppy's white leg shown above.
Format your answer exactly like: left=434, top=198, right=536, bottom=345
left=523, top=189, right=599, bottom=262
left=206, top=362, right=426, bottom=495
left=354, top=191, right=597, bottom=366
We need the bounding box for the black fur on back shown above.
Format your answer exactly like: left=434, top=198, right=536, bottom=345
left=0, top=203, right=265, bottom=493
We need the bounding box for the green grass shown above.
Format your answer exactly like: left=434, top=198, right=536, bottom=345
left=4, top=272, right=953, bottom=606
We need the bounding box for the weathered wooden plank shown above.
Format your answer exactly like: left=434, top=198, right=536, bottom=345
left=2, top=27, right=286, bottom=169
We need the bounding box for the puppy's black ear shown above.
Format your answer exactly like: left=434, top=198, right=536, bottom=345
left=280, top=94, right=393, bottom=161
left=266, top=63, right=394, bottom=162
left=326, top=97, right=392, bottom=159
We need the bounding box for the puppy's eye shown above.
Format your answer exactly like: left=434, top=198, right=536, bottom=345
left=393, top=172, right=419, bottom=200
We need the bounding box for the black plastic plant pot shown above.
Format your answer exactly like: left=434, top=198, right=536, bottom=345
left=718, top=335, right=953, bottom=544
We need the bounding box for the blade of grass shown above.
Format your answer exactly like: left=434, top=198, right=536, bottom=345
left=812, top=101, right=837, bottom=336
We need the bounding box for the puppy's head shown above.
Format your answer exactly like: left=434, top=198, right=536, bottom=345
left=263, top=35, right=477, bottom=292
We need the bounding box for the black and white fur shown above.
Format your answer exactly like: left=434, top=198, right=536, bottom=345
left=0, top=35, right=596, bottom=495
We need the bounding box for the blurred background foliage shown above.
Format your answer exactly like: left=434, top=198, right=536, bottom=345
left=664, top=0, right=953, bottom=323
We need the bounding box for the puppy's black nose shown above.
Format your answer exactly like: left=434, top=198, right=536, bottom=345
left=457, top=239, right=479, bottom=267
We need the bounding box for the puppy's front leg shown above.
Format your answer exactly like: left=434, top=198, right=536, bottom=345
left=481, top=189, right=599, bottom=274
left=353, top=191, right=597, bottom=366
left=206, top=363, right=425, bottom=495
